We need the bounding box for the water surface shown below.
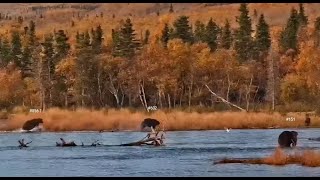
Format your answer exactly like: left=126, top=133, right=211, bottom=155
left=0, top=129, right=320, bottom=177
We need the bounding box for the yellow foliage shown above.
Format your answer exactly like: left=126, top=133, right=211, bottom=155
left=280, top=74, right=309, bottom=103
left=295, top=46, right=320, bottom=94
left=0, top=69, right=24, bottom=107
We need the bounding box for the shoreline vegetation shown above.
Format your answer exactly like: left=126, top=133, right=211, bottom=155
left=1, top=108, right=320, bottom=132
left=215, top=148, right=320, bottom=167
left=1, top=4, right=320, bottom=132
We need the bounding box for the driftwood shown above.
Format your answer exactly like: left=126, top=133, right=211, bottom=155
left=204, top=84, right=246, bottom=112
left=120, top=138, right=157, bottom=146
left=56, top=142, right=77, bottom=147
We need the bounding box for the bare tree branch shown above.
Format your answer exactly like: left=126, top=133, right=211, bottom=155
left=204, top=84, right=246, bottom=112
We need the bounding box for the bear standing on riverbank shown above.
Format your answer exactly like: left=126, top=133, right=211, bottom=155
left=305, top=114, right=311, bottom=127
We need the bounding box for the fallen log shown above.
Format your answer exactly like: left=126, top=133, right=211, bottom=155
left=120, top=138, right=157, bottom=146
left=205, top=84, right=246, bottom=112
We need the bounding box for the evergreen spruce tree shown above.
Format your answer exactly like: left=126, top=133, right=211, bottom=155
left=279, top=8, right=300, bottom=54
left=298, top=3, right=308, bottom=26
left=11, top=31, right=23, bottom=67
left=194, top=20, right=206, bottom=43
left=114, top=18, right=141, bottom=58
left=172, top=15, right=194, bottom=44
left=51, top=30, right=71, bottom=107
left=20, top=20, right=38, bottom=78
left=253, top=9, right=258, bottom=19
left=253, top=14, right=271, bottom=61
left=234, top=3, right=254, bottom=62
left=39, top=34, right=55, bottom=110
left=205, top=18, right=219, bottom=52
left=315, top=17, right=320, bottom=31
left=28, top=20, right=36, bottom=47
left=169, top=3, right=174, bottom=13
left=143, top=29, right=150, bottom=45
left=20, top=44, right=32, bottom=78
left=168, top=27, right=174, bottom=39
left=91, top=25, right=103, bottom=53
left=0, top=37, right=11, bottom=68
left=221, top=19, right=233, bottom=49
left=161, top=23, right=170, bottom=47
left=54, top=30, right=70, bottom=59
left=74, top=31, right=92, bottom=106
left=314, top=17, right=320, bottom=48
left=0, top=37, right=2, bottom=52
left=41, top=34, right=55, bottom=77
left=24, top=26, right=28, bottom=35
left=74, top=30, right=99, bottom=107
left=18, top=16, right=23, bottom=24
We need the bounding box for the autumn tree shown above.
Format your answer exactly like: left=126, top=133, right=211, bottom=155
left=280, top=74, right=310, bottom=104
left=295, top=45, right=320, bottom=102
left=0, top=69, right=24, bottom=109
left=265, top=47, right=280, bottom=111
left=167, top=39, right=195, bottom=109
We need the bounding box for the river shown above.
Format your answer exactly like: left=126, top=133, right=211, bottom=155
left=0, top=129, right=320, bottom=176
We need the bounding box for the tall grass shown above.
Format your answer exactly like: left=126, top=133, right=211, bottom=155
left=215, top=148, right=320, bottom=167
left=1, top=108, right=320, bottom=131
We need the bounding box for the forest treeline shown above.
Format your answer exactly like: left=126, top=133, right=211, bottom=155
left=1, top=3, right=320, bottom=114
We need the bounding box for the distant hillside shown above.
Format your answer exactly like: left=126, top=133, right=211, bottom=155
left=0, top=3, right=319, bottom=43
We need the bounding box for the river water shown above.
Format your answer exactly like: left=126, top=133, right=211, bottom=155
left=0, top=129, right=320, bottom=177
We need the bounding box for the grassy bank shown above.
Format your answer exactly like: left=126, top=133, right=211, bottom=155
left=1, top=108, right=320, bottom=132
left=215, top=148, right=320, bottom=167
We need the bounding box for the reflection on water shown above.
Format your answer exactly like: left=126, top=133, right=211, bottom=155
left=0, top=129, right=320, bottom=176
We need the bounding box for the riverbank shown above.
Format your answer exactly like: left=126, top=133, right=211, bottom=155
left=215, top=148, right=320, bottom=167
left=0, top=108, right=320, bottom=132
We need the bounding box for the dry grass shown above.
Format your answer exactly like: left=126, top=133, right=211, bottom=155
left=215, top=148, right=320, bottom=167
left=1, top=108, right=320, bottom=131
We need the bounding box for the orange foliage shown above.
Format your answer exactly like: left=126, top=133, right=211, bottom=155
left=2, top=3, right=319, bottom=51
left=0, top=69, right=25, bottom=107
left=295, top=45, right=320, bottom=94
